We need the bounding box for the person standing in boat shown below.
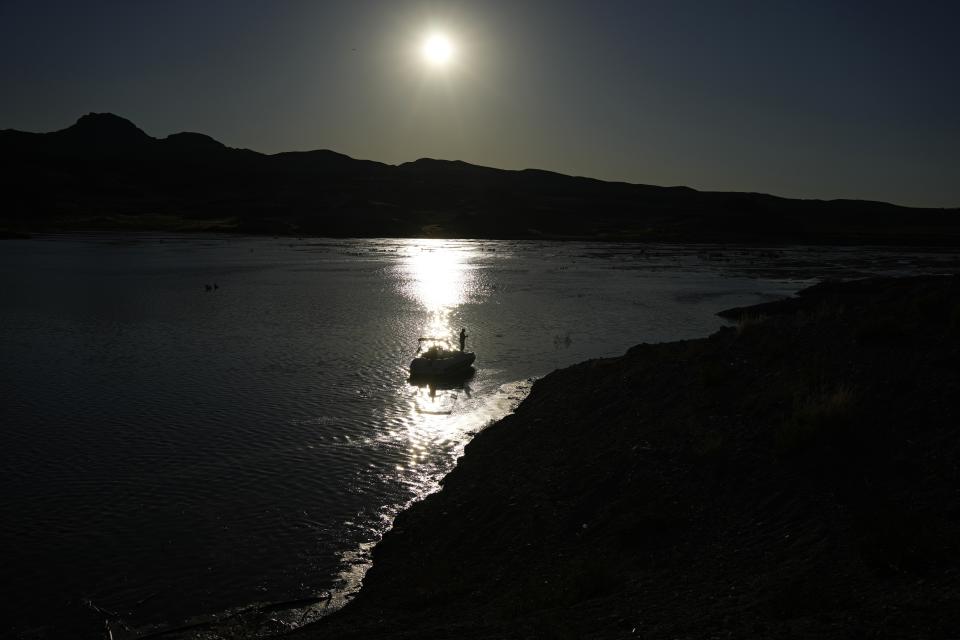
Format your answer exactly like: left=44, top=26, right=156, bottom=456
left=459, top=327, right=468, bottom=351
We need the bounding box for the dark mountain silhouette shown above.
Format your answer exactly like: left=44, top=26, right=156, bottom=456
left=161, top=131, right=226, bottom=151
left=57, top=112, right=152, bottom=148
left=2, top=113, right=958, bottom=242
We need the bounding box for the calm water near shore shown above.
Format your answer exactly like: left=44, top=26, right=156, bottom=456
left=1, top=235, right=955, bottom=637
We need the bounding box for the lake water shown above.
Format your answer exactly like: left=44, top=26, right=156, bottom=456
left=1, top=236, right=955, bottom=638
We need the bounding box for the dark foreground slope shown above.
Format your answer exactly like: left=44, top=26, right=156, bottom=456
left=3, top=114, right=959, bottom=243
left=293, top=276, right=960, bottom=639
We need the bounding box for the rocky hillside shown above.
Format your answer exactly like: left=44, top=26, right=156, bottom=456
left=291, top=276, right=960, bottom=639
left=3, top=114, right=959, bottom=243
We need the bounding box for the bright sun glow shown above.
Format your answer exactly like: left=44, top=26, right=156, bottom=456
left=401, top=240, right=474, bottom=348
left=421, top=33, right=454, bottom=67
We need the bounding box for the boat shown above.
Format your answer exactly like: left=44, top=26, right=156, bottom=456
left=409, top=338, right=476, bottom=379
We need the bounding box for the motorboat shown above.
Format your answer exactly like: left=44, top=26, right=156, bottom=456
left=410, top=338, right=476, bottom=378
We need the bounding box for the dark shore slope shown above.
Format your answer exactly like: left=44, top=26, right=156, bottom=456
left=292, top=276, right=960, bottom=639
left=3, top=114, right=959, bottom=244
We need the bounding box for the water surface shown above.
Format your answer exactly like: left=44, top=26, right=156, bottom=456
left=1, top=236, right=953, bottom=637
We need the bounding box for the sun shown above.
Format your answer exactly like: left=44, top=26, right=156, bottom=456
left=421, top=33, right=454, bottom=67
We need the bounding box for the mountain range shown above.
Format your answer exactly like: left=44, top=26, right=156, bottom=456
left=2, top=113, right=958, bottom=243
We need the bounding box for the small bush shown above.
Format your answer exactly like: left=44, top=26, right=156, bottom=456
left=777, top=385, right=856, bottom=454
left=736, top=313, right=767, bottom=336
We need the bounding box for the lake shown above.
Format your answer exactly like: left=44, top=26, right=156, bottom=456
left=1, top=236, right=954, bottom=638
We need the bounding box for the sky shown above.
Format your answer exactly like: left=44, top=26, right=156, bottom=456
left=1, top=0, right=958, bottom=207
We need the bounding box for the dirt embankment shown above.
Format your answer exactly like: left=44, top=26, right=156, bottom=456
left=291, top=276, right=960, bottom=639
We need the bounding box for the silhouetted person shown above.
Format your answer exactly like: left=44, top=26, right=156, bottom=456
left=459, top=328, right=468, bottom=351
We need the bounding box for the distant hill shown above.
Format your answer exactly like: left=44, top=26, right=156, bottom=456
left=2, top=113, right=958, bottom=243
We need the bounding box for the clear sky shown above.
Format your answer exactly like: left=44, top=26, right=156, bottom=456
left=1, top=0, right=958, bottom=207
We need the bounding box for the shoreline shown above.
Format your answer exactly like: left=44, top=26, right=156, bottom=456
left=289, top=275, right=960, bottom=639
left=7, top=225, right=960, bottom=247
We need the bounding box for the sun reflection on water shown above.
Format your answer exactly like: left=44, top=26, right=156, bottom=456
left=394, top=240, right=486, bottom=486
left=400, top=240, right=477, bottom=346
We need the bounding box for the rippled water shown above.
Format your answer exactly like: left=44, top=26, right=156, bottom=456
left=1, top=236, right=953, bottom=637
